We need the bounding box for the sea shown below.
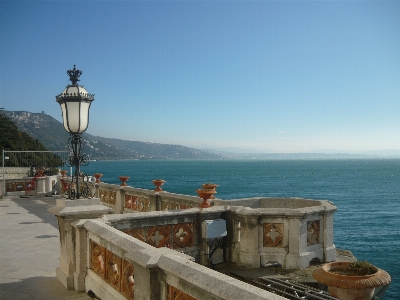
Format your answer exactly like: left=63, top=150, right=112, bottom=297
left=81, top=158, right=399, bottom=299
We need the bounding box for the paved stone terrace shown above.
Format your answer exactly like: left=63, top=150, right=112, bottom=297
left=0, top=196, right=92, bottom=300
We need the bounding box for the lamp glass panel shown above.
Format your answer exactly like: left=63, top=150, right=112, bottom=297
left=60, top=103, right=70, bottom=133
left=65, top=101, right=81, bottom=133
left=78, top=101, right=91, bottom=133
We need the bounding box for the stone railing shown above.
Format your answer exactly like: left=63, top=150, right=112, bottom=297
left=0, top=167, right=30, bottom=179
left=86, top=222, right=286, bottom=300
left=96, top=183, right=202, bottom=214
left=94, top=182, right=337, bottom=270
left=104, top=206, right=226, bottom=266
left=1, top=175, right=59, bottom=197
left=157, top=191, right=199, bottom=211
left=52, top=199, right=287, bottom=300
left=215, top=197, right=337, bottom=269
left=99, top=197, right=337, bottom=270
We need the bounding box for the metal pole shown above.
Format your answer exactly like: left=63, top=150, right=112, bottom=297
left=73, top=134, right=81, bottom=198
left=2, top=150, right=5, bottom=196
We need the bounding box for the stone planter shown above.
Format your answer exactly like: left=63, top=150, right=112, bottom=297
left=152, top=179, right=165, bottom=192
left=93, top=173, right=103, bottom=183
left=118, top=176, right=130, bottom=186
left=202, top=183, right=218, bottom=199
left=312, top=262, right=391, bottom=300
left=196, top=189, right=215, bottom=208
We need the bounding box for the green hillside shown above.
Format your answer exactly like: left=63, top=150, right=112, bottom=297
left=0, top=112, right=63, bottom=168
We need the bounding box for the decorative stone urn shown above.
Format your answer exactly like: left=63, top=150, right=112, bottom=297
left=93, top=173, right=103, bottom=183
left=312, top=261, right=391, bottom=300
left=60, top=178, right=69, bottom=194
left=202, top=183, right=218, bottom=199
left=60, top=170, right=68, bottom=177
left=196, top=189, right=215, bottom=208
left=118, top=176, right=130, bottom=186
left=152, top=179, right=165, bottom=192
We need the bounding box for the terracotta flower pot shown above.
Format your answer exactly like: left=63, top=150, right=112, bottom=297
left=202, top=183, right=218, bottom=199
left=60, top=178, right=69, bottom=193
left=312, top=262, right=391, bottom=300
left=93, top=173, right=103, bottom=183
left=196, top=189, right=215, bottom=208
left=152, top=179, right=165, bottom=192
left=118, top=176, right=130, bottom=186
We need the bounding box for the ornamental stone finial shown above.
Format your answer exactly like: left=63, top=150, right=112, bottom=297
left=67, top=65, right=82, bottom=85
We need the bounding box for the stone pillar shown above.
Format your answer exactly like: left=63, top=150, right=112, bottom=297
left=155, top=193, right=162, bottom=211
left=54, top=175, right=62, bottom=195
left=149, top=193, right=157, bottom=212
left=45, top=176, right=56, bottom=196
left=286, top=217, right=302, bottom=269
left=72, top=220, right=88, bottom=291
left=323, top=212, right=336, bottom=262
left=118, top=188, right=125, bottom=214
left=234, top=208, right=262, bottom=268
left=133, top=264, right=161, bottom=300
left=36, top=177, right=46, bottom=197
left=48, top=198, right=112, bottom=290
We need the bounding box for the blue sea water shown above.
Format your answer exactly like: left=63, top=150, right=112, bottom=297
left=81, top=159, right=400, bottom=299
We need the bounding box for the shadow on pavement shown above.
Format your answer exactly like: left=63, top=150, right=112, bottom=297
left=10, top=197, right=60, bottom=229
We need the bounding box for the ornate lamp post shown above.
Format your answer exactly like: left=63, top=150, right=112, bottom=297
left=56, top=65, right=94, bottom=199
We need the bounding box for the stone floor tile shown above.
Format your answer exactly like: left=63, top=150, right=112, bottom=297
left=0, top=277, right=25, bottom=297
left=0, top=197, right=94, bottom=300
left=0, top=284, right=33, bottom=300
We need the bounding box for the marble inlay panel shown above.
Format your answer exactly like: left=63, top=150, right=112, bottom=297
left=91, top=240, right=106, bottom=278
left=121, top=259, right=135, bottom=299
left=123, top=228, right=146, bottom=242
left=307, top=220, right=320, bottom=245
left=125, top=194, right=150, bottom=212
left=123, top=223, right=196, bottom=250
left=6, top=181, right=30, bottom=192
left=90, top=240, right=136, bottom=297
left=173, top=223, right=194, bottom=248
left=99, top=189, right=116, bottom=204
left=167, top=285, right=196, bottom=300
left=147, top=225, right=171, bottom=248
left=161, top=201, right=193, bottom=211
left=263, top=223, right=284, bottom=247
left=105, top=249, right=122, bottom=291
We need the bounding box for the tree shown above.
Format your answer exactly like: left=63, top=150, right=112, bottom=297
left=0, top=113, right=63, bottom=169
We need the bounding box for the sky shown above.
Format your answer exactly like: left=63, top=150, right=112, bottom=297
left=1, top=0, right=399, bottom=153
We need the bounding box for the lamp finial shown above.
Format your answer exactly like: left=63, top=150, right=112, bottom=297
left=67, top=65, right=82, bottom=85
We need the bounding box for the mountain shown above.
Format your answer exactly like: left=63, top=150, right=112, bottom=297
left=0, top=112, right=63, bottom=168
left=2, top=111, right=222, bottom=160
left=0, top=112, right=48, bottom=152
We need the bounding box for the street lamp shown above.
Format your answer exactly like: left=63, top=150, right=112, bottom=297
left=56, top=65, right=94, bottom=199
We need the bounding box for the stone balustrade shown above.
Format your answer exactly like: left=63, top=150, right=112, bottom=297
left=1, top=175, right=59, bottom=197
left=214, top=197, right=337, bottom=269
left=96, top=183, right=202, bottom=214
left=104, top=206, right=226, bottom=266
left=48, top=178, right=338, bottom=299
left=0, top=167, right=30, bottom=179
left=93, top=182, right=337, bottom=270
left=64, top=211, right=287, bottom=300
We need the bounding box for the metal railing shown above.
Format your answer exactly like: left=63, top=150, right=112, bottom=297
left=2, top=150, right=70, bottom=196
left=246, top=277, right=339, bottom=300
